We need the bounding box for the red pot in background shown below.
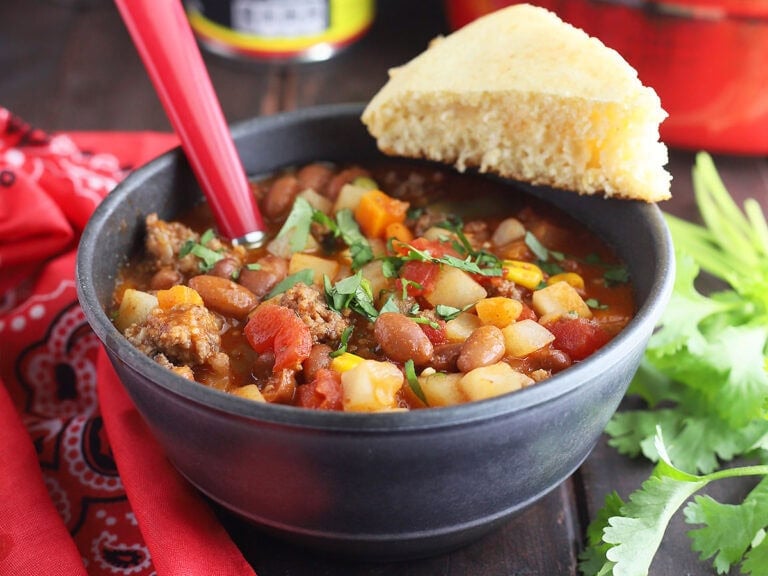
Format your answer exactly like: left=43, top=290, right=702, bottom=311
left=446, top=0, right=768, bottom=155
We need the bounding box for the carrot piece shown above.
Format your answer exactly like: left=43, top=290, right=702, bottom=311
left=156, top=285, right=203, bottom=310
left=244, top=304, right=312, bottom=372
left=354, top=190, right=409, bottom=238
left=384, top=221, right=414, bottom=243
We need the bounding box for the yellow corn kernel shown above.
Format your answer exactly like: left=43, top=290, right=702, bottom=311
left=547, top=272, right=585, bottom=292
left=502, top=260, right=544, bottom=290
left=156, top=284, right=203, bottom=310
left=475, top=297, right=523, bottom=328
left=330, top=352, right=365, bottom=373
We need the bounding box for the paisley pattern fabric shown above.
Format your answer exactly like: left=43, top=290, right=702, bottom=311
left=0, top=108, right=254, bottom=575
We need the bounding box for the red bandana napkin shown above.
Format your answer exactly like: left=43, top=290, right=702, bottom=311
left=0, top=107, right=257, bottom=575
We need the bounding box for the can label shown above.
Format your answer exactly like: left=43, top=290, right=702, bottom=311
left=186, top=0, right=375, bottom=61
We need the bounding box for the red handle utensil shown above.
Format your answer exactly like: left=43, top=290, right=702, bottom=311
left=114, top=0, right=266, bottom=244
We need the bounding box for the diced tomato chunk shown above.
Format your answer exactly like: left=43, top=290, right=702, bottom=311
left=397, top=260, right=439, bottom=297
left=295, top=369, right=343, bottom=410
left=244, top=304, right=312, bottom=372
left=518, top=304, right=537, bottom=321
left=420, top=318, right=447, bottom=346
left=544, top=317, right=610, bottom=361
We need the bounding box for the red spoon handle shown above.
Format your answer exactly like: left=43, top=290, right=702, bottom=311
left=115, top=0, right=265, bottom=241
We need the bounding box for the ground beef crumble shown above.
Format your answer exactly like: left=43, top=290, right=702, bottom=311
left=278, top=283, right=350, bottom=345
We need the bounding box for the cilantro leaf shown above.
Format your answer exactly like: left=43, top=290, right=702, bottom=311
left=265, top=269, right=314, bottom=299
left=324, top=271, right=378, bottom=322
left=404, top=359, right=427, bottom=405
left=685, top=476, right=768, bottom=574
left=274, top=197, right=314, bottom=254
left=336, top=208, right=374, bottom=270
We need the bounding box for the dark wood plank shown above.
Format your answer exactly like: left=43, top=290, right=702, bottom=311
left=224, top=479, right=581, bottom=576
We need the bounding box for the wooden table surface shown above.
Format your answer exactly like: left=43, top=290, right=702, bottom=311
left=2, top=1, right=767, bottom=575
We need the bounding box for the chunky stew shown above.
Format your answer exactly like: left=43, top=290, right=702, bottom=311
left=112, top=162, right=634, bottom=411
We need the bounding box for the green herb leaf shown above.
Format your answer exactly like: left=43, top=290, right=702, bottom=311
left=178, top=239, right=224, bottom=272
left=604, top=265, right=630, bottom=286
left=336, top=209, right=374, bottom=270
left=525, top=231, right=550, bottom=261
left=329, top=326, right=354, bottom=358
left=435, top=304, right=463, bottom=321
left=324, top=270, right=378, bottom=322
left=404, top=359, right=428, bottom=405
left=265, top=269, right=314, bottom=299
left=274, top=196, right=314, bottom=254
left=585, top=298, right=608, bottom=310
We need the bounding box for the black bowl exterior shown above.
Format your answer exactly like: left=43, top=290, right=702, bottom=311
left=77, top=103, right=674, bottom=559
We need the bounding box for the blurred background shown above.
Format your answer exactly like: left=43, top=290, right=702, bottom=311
left=2, top=0, right=766, bottom=155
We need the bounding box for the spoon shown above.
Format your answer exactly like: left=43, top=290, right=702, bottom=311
left=114, top=0, right=266, bottom=246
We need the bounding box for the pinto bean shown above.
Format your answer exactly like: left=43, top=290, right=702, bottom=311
left=374, top=312, right=433, bottom=365
left=263, top=175, right=301, bottom=218
left=302, top=343, right=332, bottom=382
left=149, top=268, right=182, bottom=290
left=430, top=342, right=463, bottom=372
left=297, top=163, right=334, bottom=195
left=326, top=167, right=372, bottom=201
left=261, top=368, right=297, bottom=404
left=238, top=256, right=288, bottom=299
left=187, top=275, right=258, bottom=319
left=526, top=346, right=572, bottom=373
left=457, top=325, right=505, bottom=372
left=210, top=257, right=240, bottom=280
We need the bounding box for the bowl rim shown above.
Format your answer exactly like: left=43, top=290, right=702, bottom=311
left=77, top=102, right=675, bottom=432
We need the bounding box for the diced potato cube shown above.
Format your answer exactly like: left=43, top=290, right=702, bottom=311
left=232, top=384, right=266, bottom=402
left=425, top=266, right=487, bottom=309
left=502, top=319, right=556, bottom=357
left=341, top=360, right=404, bottom=412
left=333, top=183, right=369, bottom=214
left=361, top=260, right=389, bottom=303
left=475, top=297, right=523, bottom=328
left=445, top=312, right=482, bottom=342
left=532, top=281, right=592, bottom=321
left=115, top=288, right=158, bottom=332
left=459, top=362, right=533, bottom=401
left=297, top=188, right=333, bottom=215
left=419, top=372, right=466, bottom=407
left=422, top=226, right=456, bottom=243
left=491, top=217, right=525, bottom=246
left=288, top=253, right=339, bottom=286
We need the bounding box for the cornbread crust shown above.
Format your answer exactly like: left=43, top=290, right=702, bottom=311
left=361, top=4, right=671, bottom=202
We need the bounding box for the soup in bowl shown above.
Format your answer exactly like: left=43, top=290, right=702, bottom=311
left=77, top=103, right=673, bottom=559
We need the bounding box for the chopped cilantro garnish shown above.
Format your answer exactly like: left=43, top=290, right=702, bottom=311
left=178, top=239, right=224, bottom=272
left=265, top=269, right=314, bottom=299
left=246, top=262, right=262, bottom=270
left=274, top=197, right=315, bottom=254
left=324, top=271, right=378, bottom=322
left=604, top=265, right=630, bottom=286
left=585, top=298, right=608, bottom=310
left=434, top=304, right=463, bottom=321
left=329, top=326, right=354, bottom=358
left=524, top=231, right=550, bottom=261
left=336, top=209, right=374, bottom=270
left=404, top=359, right=428, bottom=405
left=412, top=316, right=439, bottom=330
left=379, top=295, right=401, bottom=314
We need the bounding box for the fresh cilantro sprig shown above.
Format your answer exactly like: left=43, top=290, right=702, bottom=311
left=580, top=431, right=768, bottom=576
left=582, top=152, right=768, bottom=576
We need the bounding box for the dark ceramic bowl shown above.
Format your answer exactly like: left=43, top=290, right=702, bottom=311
left=76, top=103, right=674, bottom=560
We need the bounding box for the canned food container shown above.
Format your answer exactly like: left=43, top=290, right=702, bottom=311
left=185, top=0, right=375, bottom=62
left=445, top=0, right=768, bottom=154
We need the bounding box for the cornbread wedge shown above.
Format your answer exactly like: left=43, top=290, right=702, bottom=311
left=361, top=3, right=671, bottom=202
